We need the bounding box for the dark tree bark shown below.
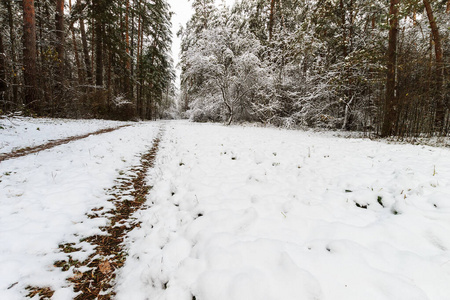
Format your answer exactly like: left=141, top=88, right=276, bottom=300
left=93, top=0, right=103, bottom=86
left=339, top=0, right=347, bottom=57
left=0, top=30, right=7, bottom=102
left=6, top=0, right=18, bottom=104
left=381, top=0, right=400, bottom=137
left=136, top=9, right=143, bottom=117
left=269, top=0, right=276, bottom=41
left=55, top=0, right=65, bottom=72
left=423, top=0, right=445, bottom=132
left=69, top=0, right=84, bottom=84
left=125, top=0, right=130, bottom=70
left=91, top=16, right=95, bottom=83
left=55, top=0, right=65, bottom=107
left=23, top=0, right=38, bottom=112
left=130, top=0, right=135, bottom=100
left=77, top=0, right=93, bottom=84
left=123, top=0, right=131, bottom=98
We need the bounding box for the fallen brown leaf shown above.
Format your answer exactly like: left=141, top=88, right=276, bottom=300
left=99, top=260, right=112, bottom=275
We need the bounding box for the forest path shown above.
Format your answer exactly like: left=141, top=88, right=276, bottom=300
left=0, top=121, right=162, bottom=300
left=0, top=124, right=131, bottom=163
left=42, top=125, right=165, bottom=299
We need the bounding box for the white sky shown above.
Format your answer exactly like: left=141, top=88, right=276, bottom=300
left=168, top=0, right=236, bottom=88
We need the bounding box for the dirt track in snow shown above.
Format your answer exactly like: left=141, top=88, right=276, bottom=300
left=27, top=125, right=165, bottom=299
left=0, top=125, right=131, bottom=163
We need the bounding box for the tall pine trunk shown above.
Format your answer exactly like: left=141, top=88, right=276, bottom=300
left=137, top=9, right=143, bottom=117
left=125, top=0, right=130, bottom=70
left=93, top=0, right=103, bottom=86
left=0, top=30, right=6, bottom=104
left=423, top=0, right=445, bottom=133
left=23, top=0, right=38, bottom=112
left=55, top=0, right=65, bottom=74
left=381, top=0, right=399, bottom=137
left=130, top=1, right=135, bottom=100
left=55, top=0, right=65, bottom=112
left=6, top=0, right=18, bottom=105
left=69, top=0, right=84, bottom=84
left=268, top=0, right=276, bottom=41
left=123, top=0, right=131, bottom=98
left=339, top=0, right=347, bottom=57
left=77, top=0, right=93, bottom=84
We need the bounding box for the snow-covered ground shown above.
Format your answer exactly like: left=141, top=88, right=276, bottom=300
left=117, top=121, right=450, bottom=300
left=1, top=119, right=450, bottom=299
left=0, top=117, right=131, bottom=154
left=0, top=120, right=160, bottom=299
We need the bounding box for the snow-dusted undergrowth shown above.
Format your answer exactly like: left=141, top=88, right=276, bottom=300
left=117, top=121, right=450, bottom=300
left=0, top=121, right=160, bottom=299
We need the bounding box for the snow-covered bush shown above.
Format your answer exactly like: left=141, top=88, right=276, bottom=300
left=183, top=20, right=272, bottom=124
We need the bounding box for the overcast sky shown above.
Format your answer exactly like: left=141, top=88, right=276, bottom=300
left=167, top=0, right=236, bottom=87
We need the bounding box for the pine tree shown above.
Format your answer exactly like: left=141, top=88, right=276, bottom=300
left=423, top=0, right=445, bottom=133
left=0, top=28, right=6, bottom=105
left=23, top=0, right=38, bottom=112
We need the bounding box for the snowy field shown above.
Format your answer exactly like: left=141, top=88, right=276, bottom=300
left=117, top=122, right=450, bottom=300
left=1, top=119, right=450, bottom=299
left=0, top=117, right=131, bottom=154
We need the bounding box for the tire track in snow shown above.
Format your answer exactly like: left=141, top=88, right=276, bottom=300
left=26, top=125, right=164, bottom=299
left=0, top=124, right=132, bottom=163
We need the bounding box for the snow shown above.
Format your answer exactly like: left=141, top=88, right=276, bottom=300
left=1, top=119, right=450, bottom=299
left=0, top=117, right=131, bottom=154
left=0, top=120, right=160, bottom=299
left=116, top=121, right=450, bottom=300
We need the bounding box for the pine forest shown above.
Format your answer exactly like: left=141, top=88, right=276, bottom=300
left=1, top=0, right=450, bottom=137
left=1, top=1, right=450, bottom=299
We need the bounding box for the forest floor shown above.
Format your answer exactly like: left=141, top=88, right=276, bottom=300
left=1, top=117, right=450, bottom=300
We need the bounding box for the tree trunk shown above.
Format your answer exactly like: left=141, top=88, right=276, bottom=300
left=349, top=0, right=354, bottom=51
left=93, top=0, right=103, bottom=86
left=0, top=30, right=6, bottom=103
left=107, top=35, right=112, bottom=104
left=123, top=0, right=131, bottom=98
left=339, top=0, right=347, bottom=57
left=130, top=0, right=135, bottom=99
left=268, top=0, right=276, bottom=41
left=55, top=0, right=65, bottom=111
left=6, top=0, right=18, bottom=105
left=137, top=11, right=143, bottom=117
left=23, top=0, right=38, bottom=112
left=55, top=0, right=65, bottom=75
left=381, top=0, right=399, bottom=137
left=69, top=0, right=84, bottom=84
left=423, top=0, right=445, bottom=132
left=77, top=0, right=93, bottom=84
left=125, top=0, right=130, bottom=70
left=91, top=16, right=95, bottom=82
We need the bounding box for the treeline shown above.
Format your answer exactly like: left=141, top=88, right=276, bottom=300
left=0, top=0, right=175, bottom=120
left=179, top=0, right=450, bottom=136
